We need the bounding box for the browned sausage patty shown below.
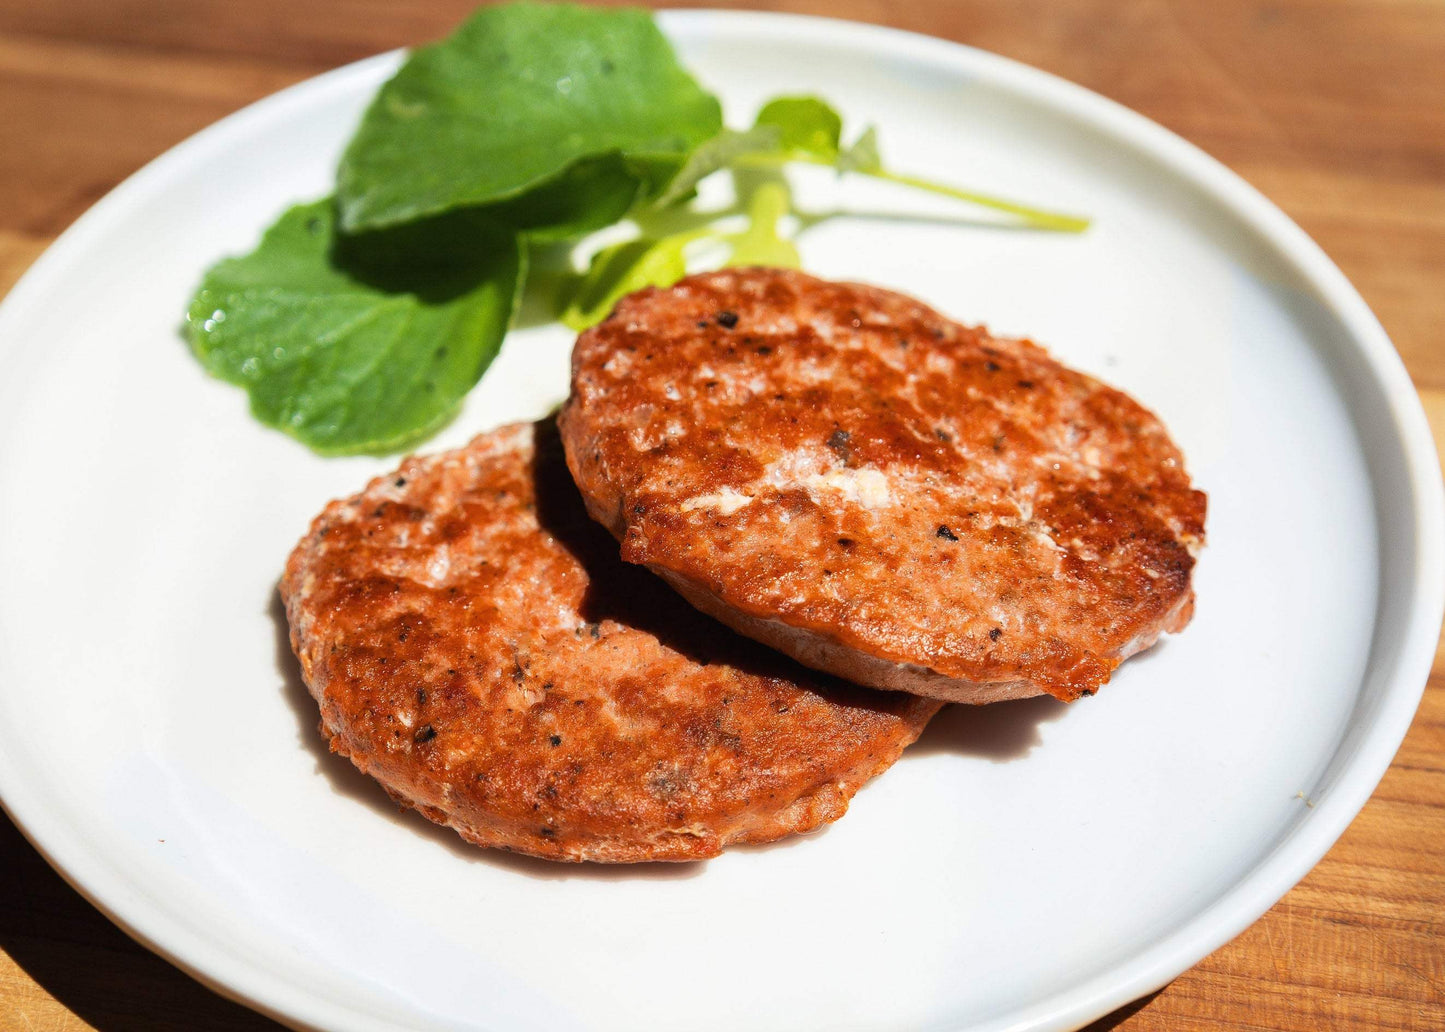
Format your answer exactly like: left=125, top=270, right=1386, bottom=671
left=559, top=269, right=1206, bottom=704
left=281, top=421, right=939, bottom=862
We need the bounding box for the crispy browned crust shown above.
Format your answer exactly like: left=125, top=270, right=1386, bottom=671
left=559, top=269, right=1206, bottom=703
left=281, top=421, right=939, bottom=862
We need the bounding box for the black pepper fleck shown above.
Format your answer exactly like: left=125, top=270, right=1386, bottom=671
left=937, top=525, right=959, bottom=541
left=989, top=627, right=1003, bottom=642
left=550, top=735, right=562, bottom=747
left=715, top=310, right=739, bottom=329
left=414, top=724, right=436, bottom=743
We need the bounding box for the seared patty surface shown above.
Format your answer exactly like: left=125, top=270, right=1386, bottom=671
left=559, top=269, right=1206, bottom=703
left=282, top=421, right=939, bottom=862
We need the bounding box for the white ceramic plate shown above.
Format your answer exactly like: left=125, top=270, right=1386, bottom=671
left=0, top=12, right=1440, bottom=1032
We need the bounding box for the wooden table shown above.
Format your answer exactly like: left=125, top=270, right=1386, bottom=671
left=1, top=1, right=1441, bottom=1028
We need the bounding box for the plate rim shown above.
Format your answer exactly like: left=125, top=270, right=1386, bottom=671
left=0, top=9, right=1441, bottom=1031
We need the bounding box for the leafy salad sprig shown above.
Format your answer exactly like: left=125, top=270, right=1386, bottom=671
left=186, top=2, right=1088, bottom=456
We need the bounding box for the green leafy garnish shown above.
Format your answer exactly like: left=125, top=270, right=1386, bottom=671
left=836, top=126, right=882, bottom=174
left=754, top=96, right=843, bottom=158
left=733, top=96, right=1089, bottom=232
left=723, top=178, right=801, bottom=268
left=650, top=126, right=782, bottom=210
left=556, top=169, right=804, bottom=332
left=488, top=154, right=644, bottom=243
left=558, top=233, right=699, bottom=332
left=553, top=95, right=1088, bottom=333
left=336, top=2, right=721, bottom=233
left=186, top=200, right=521, bottom=455
left=186, top=5, right=1090, bottom=455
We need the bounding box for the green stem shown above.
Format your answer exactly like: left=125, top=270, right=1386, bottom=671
left=730, top=153, right=1089, bottom=233
left=869, top=167, right=1090, bottom=232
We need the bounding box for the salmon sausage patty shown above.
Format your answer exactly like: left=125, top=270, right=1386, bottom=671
left=282, top=421, right=939, bottom=862
left=559, top=269, right=1206, bottom=703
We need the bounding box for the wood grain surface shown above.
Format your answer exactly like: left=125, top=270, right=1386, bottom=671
left=1, top=1, right=1442, bottom=1029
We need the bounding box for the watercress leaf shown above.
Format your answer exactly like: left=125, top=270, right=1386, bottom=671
left=187, top=199, right=522, bottom=455
left=490, top=154, right=644, bottom=243
left=836, top=125, right=883, bottom=174
left=337, top=3, right=723, bottom=232
left=651, top=125, right=782, bottom=210
left=558, top=234, right=694, bottom=331
left=625, top=153, right=693, bottom=200
left=755, top=95, right=844, bottom=159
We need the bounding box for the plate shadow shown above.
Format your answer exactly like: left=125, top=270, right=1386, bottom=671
left=0, top=811, right=282, bottom=1030
left=908, top=694, right=1071, bottom=761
